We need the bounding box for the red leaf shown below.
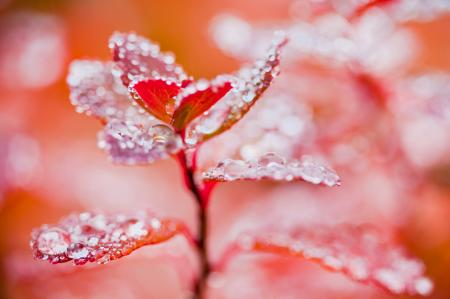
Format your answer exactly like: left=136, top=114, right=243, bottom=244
left=233, top=225, right=433, bottom=296
left=203, top=153, right=341, bottom=187
left=172, top=78, right=232, bottom=131
left=109, top=32, right=189, bottom=87
left=30, top=212, right=187, bottom=265
left=129, top=79, right=182, bottom=123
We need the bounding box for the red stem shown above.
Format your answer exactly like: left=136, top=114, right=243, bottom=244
left=176, top=150, right=215, bottom=298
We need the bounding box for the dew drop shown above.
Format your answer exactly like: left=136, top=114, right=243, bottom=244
left=67, top=243, right=90, bottom=260
left=37, top=228, right=70, bottom=255
left=165, top=99, right=175, bottom=115
left=222, top=159, right=249, bottom=180
left=257, top=152, right=286, bottom=167
left=196, top=79, right=209, bottom=91
left=242, top=90, right=256, bottom=103
left=126, top=221, right=148, bottom=238
left=414, top=277, right=433, bottom=295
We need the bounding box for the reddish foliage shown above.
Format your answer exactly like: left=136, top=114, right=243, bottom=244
left=130, top=79, right=182, bottom=123
left=30, top=212, right=186, bottom=265
left=172, top=80, right=232, bottom=131
left=233, top=225, right=432, bottom=296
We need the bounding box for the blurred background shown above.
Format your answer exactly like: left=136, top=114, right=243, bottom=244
left=0, top=0, right=449, bottom=298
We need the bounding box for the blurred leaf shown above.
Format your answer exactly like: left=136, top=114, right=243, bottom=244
left=236, top=224, right=433, bottom=296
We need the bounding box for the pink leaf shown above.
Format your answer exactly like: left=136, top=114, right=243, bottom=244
left=99, top=120, right=183, bottom=165
left=203, top=153, right=341, bottom=187
left=30, top=212, right=186, bottom=265
left=234, top=225, right=433, bottom=296
left=67, top=60, right=130, bottom=120
left=109, top=32, right=189, bottom=87
left=172, top=77, right=232, bottom=131
left=129, top=78, right=183, bottom=123
left=183, top=33, right=287, bottom=145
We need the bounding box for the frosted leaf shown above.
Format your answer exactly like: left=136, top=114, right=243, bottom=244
left=31, top=212, right=183, bottom=265
left=203, top=153, right=341, bottom=187
left=184, top=33, right=287, bottom=145
left=99, top=120, right=183, bottom=165
left=237, top=225, right=433, bottom=296
left=109, top=32, right=189, bottom=86
left=67, top=60, right=130, bottom=120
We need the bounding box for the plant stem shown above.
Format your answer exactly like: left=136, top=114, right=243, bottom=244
left=177, top=151, right=211, bottom=299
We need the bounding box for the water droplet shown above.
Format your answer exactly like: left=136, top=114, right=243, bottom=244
left=196, top=79, right=209, bottom=91
left=242, top=90, right=256, bottom=103
left=165, top=99, right=175, bottom=115
left=374, top=268, right=405, bottom=294
left=222, top=159, right=249, bottom=180
left=348, top=257, right=369, bottom=280
left=37, top=228, right=70, bottom=255
left=126, top=221, right=148, bottom=238
left=68, top=243, right=90, bottom=260
left=414, top=278, right=433, bottom=295
left=258, top=152, right=286, bottom=167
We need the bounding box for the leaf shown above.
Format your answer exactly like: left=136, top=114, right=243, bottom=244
left=67, top=60, right=130, bottom=120
left=99, top=120, right=183, bottom=165
left=183, top=33, right=288, bottom=145
left=350, top=0, right=396, bottom=19
left=30, top=212, right=185, bottom=265
left=171, top=78, right=232, bottom=131
left=203, top=153, right=341, bottom=187
left=109, top=32, right=189, bottom=87
left=128, top=78, right=183, bottom=123
left=235, top=225, right=433, bottom=296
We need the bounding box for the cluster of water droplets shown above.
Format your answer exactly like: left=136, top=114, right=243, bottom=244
left=109, top=32, right=189, bottom=87
left=67, top=60, right=130, bottom=119
left=203, top=152, right=341, bottom=187
left=31, top=212, right=179, bottom=265
left=184, top=34, right=286, bottom=146
left=238, top=225, right=433, bottom=296
left=99, top=121, right=182, bottom=165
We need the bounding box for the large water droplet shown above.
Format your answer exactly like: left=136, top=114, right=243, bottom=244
left=125, top=221, right=148, bottom=238
left=258, top=152, right=286, bottom=167
left=222, top=159, right=249, bottom=180
left=165, top=99, right=175, bottom=115
left=37, top=228, right=70, bottom=255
